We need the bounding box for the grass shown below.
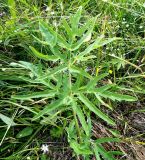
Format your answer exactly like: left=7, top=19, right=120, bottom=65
left=0, top=0, right=145, bottom=159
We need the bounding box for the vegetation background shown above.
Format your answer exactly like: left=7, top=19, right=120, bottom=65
left=0, top=0, right=145, bottom=159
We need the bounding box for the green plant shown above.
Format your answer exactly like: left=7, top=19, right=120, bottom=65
left=8, top=6, right=137, bottom=159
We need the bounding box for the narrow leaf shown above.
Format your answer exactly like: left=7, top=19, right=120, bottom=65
left=77, top=36, right=119, bottom=59
left=99, top=91, right=137, bottom=101
left=38, top=21, right=71, bottom=50
left=11, top=90, right=56, bottom=100
left=39, top=65, right=67, bottom=80
left=32, top=99, right=63, bottom=120
left=71, top=17, right=96, bottom=51
left=70, top=65, right=92, bottom=79
left=62, top=18, right=72, bottom=38
left=77, top=35, right=104, bottom=58
left=29, top=46, right=59, bottom=61
left=95, top=137, right=120, bottom=144
left=93, top=144, right=101, bottom=160
left=72, top=100, right=89, bottom=136
left=78, top=93, right=115, bottom=125
left=16, top=127, right=33, bottom=138
left=96, top=144, right=116, bottom=160
left=39, top=22, right=57, bottom=47
left=8, top=0, right=16, bottom=19
left=57, top=33, right=71, bottom=50
left=0, top=113, right=16, bottom=126
left=72, top=75, right=83, bottom=92
left=4, top=101, right=37, bottom=115
left=95, top=94, right=113, bottom=110
left=78, top=19, right=92, bottom=36
left=18, top=61, right=35, bottom=71
left=70, top=6, right=82, bottom=34
left=81, top=73, right=108, bottom=91
left=108, top=151, right=124, bottom=156
left=50, top=46, right=66, bottom=61
left=70, top=140, right=92, bottom=155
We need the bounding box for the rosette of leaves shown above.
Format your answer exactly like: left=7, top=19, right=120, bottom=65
left=10, top=7, right=136, bottom=159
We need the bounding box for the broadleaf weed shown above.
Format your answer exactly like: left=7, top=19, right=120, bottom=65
left=1, top=1, right=143, bottom=159
left=8, top=7, right=138, bottom=159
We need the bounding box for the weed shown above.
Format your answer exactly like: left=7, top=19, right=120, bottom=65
left=0, top=0, right=144, bottom=159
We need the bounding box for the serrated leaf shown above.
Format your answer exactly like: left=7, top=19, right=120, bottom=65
left=93, top=144, right=101, bottom=160
left=108, top=151, right=124, bottom=156
left=0, top=113, right=16, bottom=126
left=72, top=100, right=89, bottom=136
left=94, top=37, right=120, bottom=49
left=70, top=140, right=92, bottom=155
left=70, top=6, right=82, bottom=34
left=35, top=23, right=71, bottom=50
left=29, top=46, right=59, bottom=61
left=62, top=18, right=73, bottom=39
left=95, top=94, right=113, bottom=110
left=71, top=17, right=96, bottom=51
left=77, top=19, right=93, bottom=36
left=32, top=35, right=48, bottom=45
left=18, top=61, right=36, bottom=72
left=72, top=75, right=83, bottom=92
left=50, top=46, right=66, bottom=61
left=32, top=99, right=64, bottom=120
left=81, top=73, right=108, bottom=91
left=11, top=90, right=56, bottom=100
left=69, top=65, right=92, bottom=79
left=99, top=91, right=137, bottom=101
left=96, top=144, right=116, bottom=160
left=88, top=84, right=113, bottom=94
left=17, top=75, right=55, bottom=89
left=57, top=33, right=71, bottom=50
left=77, top=36, right=119, bottom=59
left=40, top=21, right=70, bottom=50
left=78, top=93, right=115, bottom=125
left=8, top=0, right=16, bottom=19
left=39, top=22, right=57, bottom=47
left=78, top=84, right=112, bottom=95
left=39, top=65, right=67, bottom=80
left=78, top=55, right=96, bottom=62
left=67, top=119, right=76, bottom=140
left=95, top=137, right=120, bottom=144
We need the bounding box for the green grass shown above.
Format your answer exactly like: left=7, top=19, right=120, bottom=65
left=0, top=0, right=145, bottom=159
